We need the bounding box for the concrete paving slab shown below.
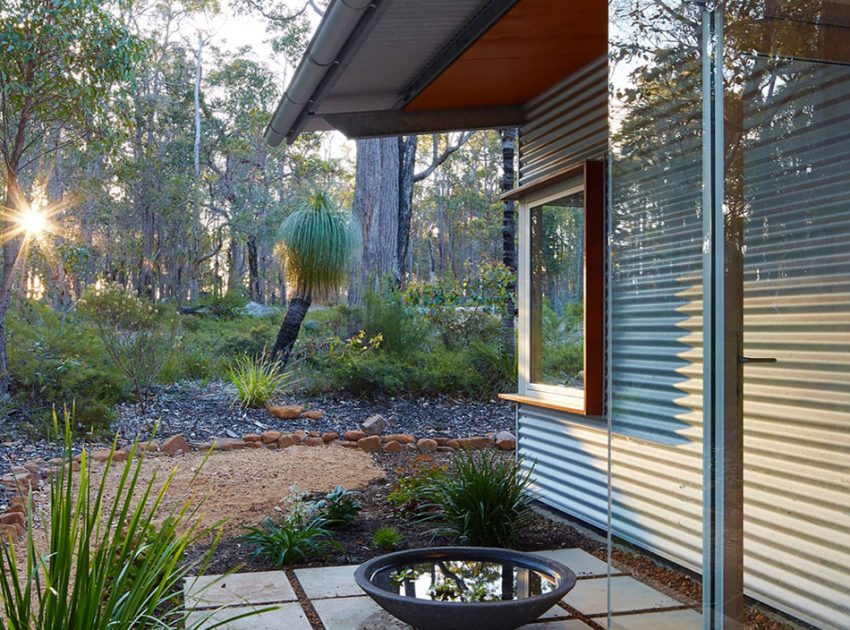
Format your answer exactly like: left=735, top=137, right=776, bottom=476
left=518, top=620, right=595, bottom=629
left=295, top=564, right=363, bottom=599
left=609, top=608, right=703, bottom=629
left=563, top=576, right=683, bottom=616
left=185, top=602, right=311, bottom=630
left=313, top=596, right=411, bottom=630
left=184, top=571, right=296, bottom=608
left=532, top=548, right=616, bottom=577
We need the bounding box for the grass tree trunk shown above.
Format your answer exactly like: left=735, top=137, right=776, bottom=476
left=271, top=294, right=312, bottom=367
left=500, top=128, right=518, bottom=362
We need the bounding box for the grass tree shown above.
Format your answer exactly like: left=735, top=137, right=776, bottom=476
left=271, top=190, right=359, bottom=366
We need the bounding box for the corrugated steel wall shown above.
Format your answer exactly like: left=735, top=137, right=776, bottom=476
left=515, top=56, right=850, bottom=629
left=518, top=55, right=607, bottom=186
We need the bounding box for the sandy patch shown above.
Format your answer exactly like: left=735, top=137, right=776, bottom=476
left=86, top=444, right=384, bottom=535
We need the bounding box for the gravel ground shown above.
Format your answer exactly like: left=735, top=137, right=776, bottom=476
left=112, top=380, right=515, bottom=443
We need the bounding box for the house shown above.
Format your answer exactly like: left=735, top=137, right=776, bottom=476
left=264, top=1, right=850, bottom=628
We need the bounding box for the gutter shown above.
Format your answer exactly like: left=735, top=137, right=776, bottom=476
left=264, top=0, right=373, bottom=147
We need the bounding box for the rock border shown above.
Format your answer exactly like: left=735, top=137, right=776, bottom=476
left=0, top=415, right=516, bottom=542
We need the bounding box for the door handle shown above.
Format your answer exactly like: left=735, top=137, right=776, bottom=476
left=738, top=356, right=778, bottom=365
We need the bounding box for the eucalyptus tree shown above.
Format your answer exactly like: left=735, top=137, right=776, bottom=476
left=271, top=191, right=359, bottom=366
left=0, top=0, right=142, bottom=396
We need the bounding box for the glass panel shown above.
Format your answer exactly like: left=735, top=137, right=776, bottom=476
left=609, top=0, right=705, bottom=626
left=529, top=190, right=585, bottom=399
left=724, top=2, right=850, bottom=628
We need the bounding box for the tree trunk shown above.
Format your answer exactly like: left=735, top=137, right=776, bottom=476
left=0, top=174, right=24, bottom=398
left=271, top=293, right=312, bottom=366
left=247, top=235, right=261, bottom=302
left=397, top=135, right=417, bottom=281
left=500, top=128, right=518, bottom=361
left=349, top=137, right=400, bottom=306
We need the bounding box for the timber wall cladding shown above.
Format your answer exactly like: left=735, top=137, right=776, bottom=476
left=515, top=56, right=850, bottom=629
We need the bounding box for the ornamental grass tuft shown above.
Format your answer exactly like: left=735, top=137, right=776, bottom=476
left=414, top=449, right=534, bottom=548
left=0, top=411, right=267, bottom=629
left=228, top=353, right=291, bottom=408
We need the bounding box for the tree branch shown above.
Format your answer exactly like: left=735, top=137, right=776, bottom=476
left=413, top=131, right=473, bottom=183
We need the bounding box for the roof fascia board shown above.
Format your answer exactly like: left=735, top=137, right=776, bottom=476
left=395, top=0, right=520, bottom=109
left=321, top=106, right=526, bottom=138
left=264, top=0, right=375, bottom=147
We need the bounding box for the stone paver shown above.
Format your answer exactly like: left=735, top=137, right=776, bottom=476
left=184, top=549, right=695, bottom=629
left=533, top=548, right=616, bottom=578
left=609, top=608, right=703, bottom=629
left=563, top=576, right=684, bottom=616
left=519, top=621, right=594, bottom=629
left=295, top=564, right=363, bottom=599
left=185, top=603, right=311, bottom=630
left=184, top=571, right=296, bottom=608
left=313, top=596, right=411, bottom=630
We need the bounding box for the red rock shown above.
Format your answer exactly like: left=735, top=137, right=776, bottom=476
left=245, top=441, right=263, bottom=448
left=0, top=511, right=25, bottom=527
left=343, top=430, right=366, bottom=441
left=0, top=524, right=24, bottom=540
left=293, top=430, right=307, bottom=442
left=357, top=435, right=382, bottom=453
left=303, top=409, right=325, bottom=420
left=162, top=434, right=190, bottom=456
left=307, top=430, right=321, bottom=438
left=445, top=439, right=459, bottom=450
left=90, top=449, right=113, bottom=463
left=243, top=434, right=262, bottom=443
left=277, top=435, right=296, bottom=448
left=383, top=440, right=404, bottom=453
left=456, top=436, right=491, bottom=450
left=417, top=438, right=438, bottom=453
left=322, top=432, right=339, bottom=443
left=303, top=437, right=324, bottom=447
left=383, top=433, right=415, bottom=444
left=266, top=404, right=304, bottom=420
left=262, top=430, right=282, bottom=444
left=434, top=437, right=452, bottom=446
left=339, top=441, right=359, bottom=449
left=265, top=441, right=279, bottom=449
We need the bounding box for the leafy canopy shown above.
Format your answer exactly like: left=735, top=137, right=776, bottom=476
left=0, top=0, right=143, bottom=167
left=277, top=190, right=360, bottom=300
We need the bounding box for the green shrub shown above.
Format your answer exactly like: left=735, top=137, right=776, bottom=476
left=363, top=289, right=425, bottom=356
left=228, top=354, right=290, bottom=408
left=7, top=300, right=127, bottom=435
left=198, top=291, right=248, bottom=318
left=0, top=413, right=261, bottom=628
left=414, top=449, right=534, bottom=547
left=243, top=513, right=339, bottom=567
left=313, top=486, right=361, bottom=529
left=371, top=526, right=403, bottom=551
left=387, top=461, right=446, bottom=514
left=79, top=284, right=177, bottom=413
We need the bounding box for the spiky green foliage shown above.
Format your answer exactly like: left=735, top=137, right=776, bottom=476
left=414, top=449, right=534, bottom=547
left=243, top=515, right=339, bottom=567
left=277, top=190, right=360, bottom=300
left=371, top=526, right=403, bottom=551
left=228, top=353, right=291, bottom=408
left=0, top=412, right=267, bottom=629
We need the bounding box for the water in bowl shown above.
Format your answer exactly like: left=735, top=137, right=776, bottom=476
left=369, top=559, right=559, bottom=603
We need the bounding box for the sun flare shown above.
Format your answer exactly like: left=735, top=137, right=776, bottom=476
left=19, top=207, right=48, bottom=237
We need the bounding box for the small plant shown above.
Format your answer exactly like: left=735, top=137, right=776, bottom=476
left=243, top=502, right=340, bottom=567
left=387, top=460, right=446, bottom=514
left=313, top=486, right=361, bottom=529
left=228, top=353, right=290, bottom=408
left=414, top=449, right=534, bottom=547
left=372, top=526, right=403, bottom=551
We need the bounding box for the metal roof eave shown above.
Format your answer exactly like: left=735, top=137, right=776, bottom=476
left=264, top=0, right=374, bottom=147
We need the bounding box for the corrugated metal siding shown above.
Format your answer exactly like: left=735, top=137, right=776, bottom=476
left=518, top=55, right=607, bottom=186
left=515, top=56, right=850, bottom=629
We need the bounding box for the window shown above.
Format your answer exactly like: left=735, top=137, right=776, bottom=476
left=517, top=161, right=603, bottom=416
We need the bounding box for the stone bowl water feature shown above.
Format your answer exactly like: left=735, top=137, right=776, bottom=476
left=354, top=547, right=576, bottom=630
